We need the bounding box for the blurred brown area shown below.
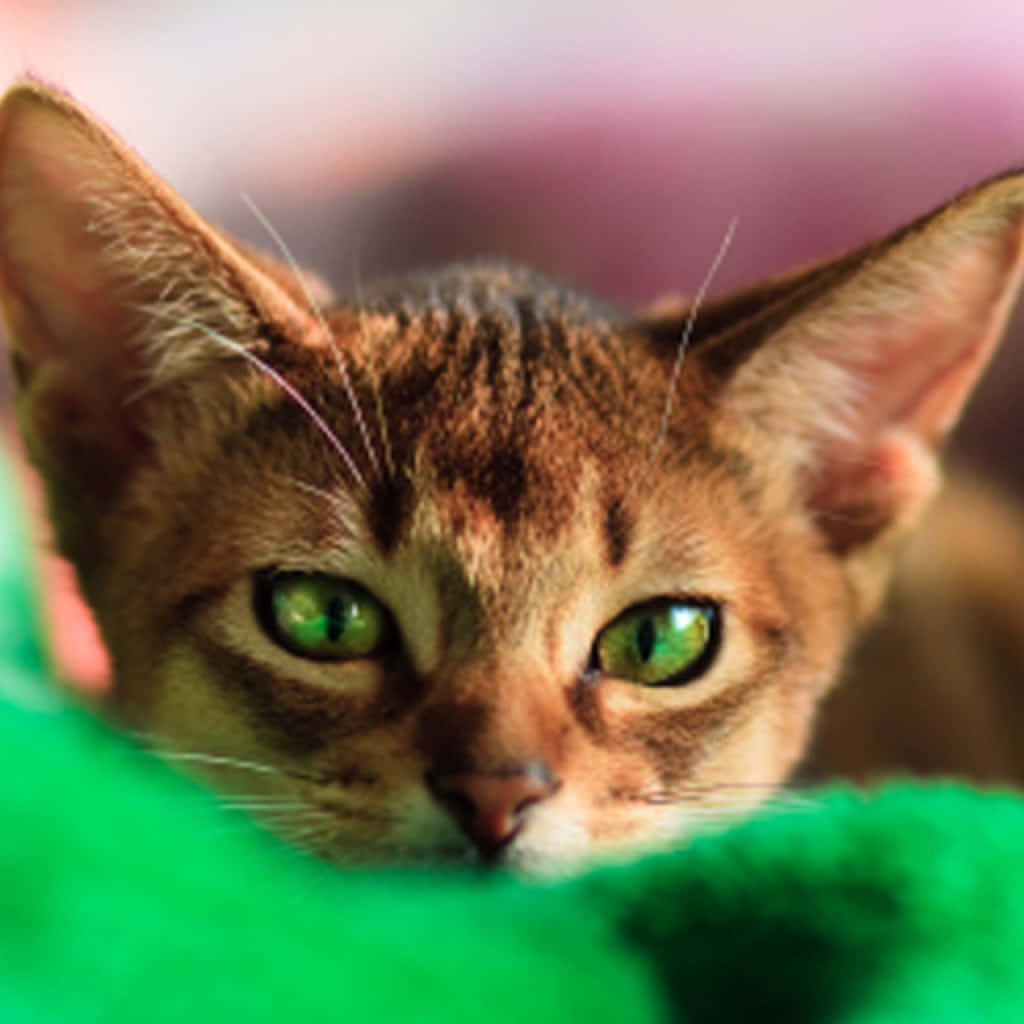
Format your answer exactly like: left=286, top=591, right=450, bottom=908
left=803, top=471, right=1024, bottom=787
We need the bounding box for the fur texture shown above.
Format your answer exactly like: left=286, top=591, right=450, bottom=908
left=2, top=79, right=1024, bottom=873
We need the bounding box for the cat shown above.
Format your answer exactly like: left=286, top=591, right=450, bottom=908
left=1, top=78, right=1023, bottom=874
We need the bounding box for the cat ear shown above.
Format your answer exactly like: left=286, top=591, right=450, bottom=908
left=0, top=79, right=323, bottom=483
left=650, top=173, right=1024, bottom=616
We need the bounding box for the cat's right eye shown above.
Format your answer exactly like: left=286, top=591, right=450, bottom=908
left=254, top=572, right=393, bottom=662
left=593, top=598, right=719, bottom=687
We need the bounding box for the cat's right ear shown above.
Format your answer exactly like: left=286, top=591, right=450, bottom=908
left=641, top=171, right=1024, bottom=621
left=0, top=79, right=324, bottom=492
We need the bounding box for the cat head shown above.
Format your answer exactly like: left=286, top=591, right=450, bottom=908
left=2, top=79, right=1023, bottom=873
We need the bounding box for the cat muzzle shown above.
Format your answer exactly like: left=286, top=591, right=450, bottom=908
left=425, top=762, right=562, bottom=863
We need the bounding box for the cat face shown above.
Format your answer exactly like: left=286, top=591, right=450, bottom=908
left=2, top=80, right=1023, bottom=872
left=90, top=270, right=851, bottom=870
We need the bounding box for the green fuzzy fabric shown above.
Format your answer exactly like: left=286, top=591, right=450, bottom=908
left=4, top=448, right=1024, bottom=1023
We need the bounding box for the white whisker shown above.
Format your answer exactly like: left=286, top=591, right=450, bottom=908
left=221, top=797, right=311, bottom=813
left=632, top=780, right=817, bottom=810
left=132, top=737, right=319, bottom=784
left=350, top=241, right=397, bottom=479
left=242, top=194, right=382, bottom=482
left=627, top=216, right=738, bottom=499
left=284, top=819, right=335, bottom=841
left=274, top=816, right=340, bottom=851
left=155, top=750, right=282, bottom=775
left=181, top=318, right=368, bottom=493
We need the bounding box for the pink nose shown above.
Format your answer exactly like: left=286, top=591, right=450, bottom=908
left=427, top=763, right=560, bottom=860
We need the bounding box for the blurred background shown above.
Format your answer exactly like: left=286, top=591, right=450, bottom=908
left=2, top=1, right=1024, bottom=688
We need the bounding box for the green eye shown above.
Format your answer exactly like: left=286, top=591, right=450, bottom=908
left=256, top=573, right=391, bottom=661
left=595, top=599, right=718, bottom=686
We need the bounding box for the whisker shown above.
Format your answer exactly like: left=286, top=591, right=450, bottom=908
left=149, top=748, right=280, bottom=775
left=350, top=241, right=397, bottom=480
left=210, top=799, right=331, bottom=833
left=179, top=317, right=368, bottom=493
left=262, top=808, right=342, bottom=849
left=684, top=781, right=811, bottom=795
left=626, top=781, right=819, bottom=809
left=627, top=216, right=738, bottom=499
left=242, top=194, right=383, bottom=482
left=207, top=812, right=326, bottom=842
left=283, top=820, right=337, bottom=844
left=129, top=734, right=321, bottom=784
left=221, top=797, right=311, bottom=813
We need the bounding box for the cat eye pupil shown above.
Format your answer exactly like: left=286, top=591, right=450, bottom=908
left=255, top=572, right=390, bottom=662
left=595, top=599, right=718, bottom=687
left=636, top=617, right=656, bottom=663
left=326, top=595, right=344, bottom=643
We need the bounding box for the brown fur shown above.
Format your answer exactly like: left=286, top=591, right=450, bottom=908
left=2, top=78, right=1024, bottom=873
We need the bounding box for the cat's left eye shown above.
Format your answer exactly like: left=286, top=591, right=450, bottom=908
left=255, top=572, right=392, bottom=661
left=594, top=599, right=719, bottom=687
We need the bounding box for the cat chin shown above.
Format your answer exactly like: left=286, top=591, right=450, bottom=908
left=304, top=808, right=599, bottom=876
left=307, top=837, right=573, bottom=876
left=444, top=841, right=594, bottom=878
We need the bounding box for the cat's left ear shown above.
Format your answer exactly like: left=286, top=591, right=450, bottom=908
left=646, top=172, right=1024, bottom=618
left=0, top=79, right=327, bottom=483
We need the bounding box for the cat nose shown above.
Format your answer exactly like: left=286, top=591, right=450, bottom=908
left=426, top=761, right=561, bottom=861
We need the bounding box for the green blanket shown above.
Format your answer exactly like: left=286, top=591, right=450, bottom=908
left=4, top=448, right=1024, bottom=1023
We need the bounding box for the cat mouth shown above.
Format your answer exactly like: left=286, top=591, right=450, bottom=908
left=405, top=836, right=536, bottom=871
